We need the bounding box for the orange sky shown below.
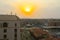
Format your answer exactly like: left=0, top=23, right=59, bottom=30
left=0, top=0, right=60, bottom=19
left=9, top=0, right=48, bottom=18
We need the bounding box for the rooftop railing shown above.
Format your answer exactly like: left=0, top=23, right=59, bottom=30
left=43, top=26, right=60, bottom=28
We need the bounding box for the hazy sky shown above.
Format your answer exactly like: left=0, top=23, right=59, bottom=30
left=0, top=0, right=60, bottom=19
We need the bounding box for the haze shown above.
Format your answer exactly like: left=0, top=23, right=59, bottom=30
left=0, top=0, right=60, bottom=19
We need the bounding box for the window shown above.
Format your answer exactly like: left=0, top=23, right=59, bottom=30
left=4, top=29, right=7, bottom=33
left=15, top=23, right=17, bottom=27
left=14, top=38, right=17, bottom=40
left=4, top=35, right=7, bottom=39
left=14, top=34, right=17, bottom=37
left=14, top=29, right=17, bottom=32
left=3, top=22, right=8, bottom=27
left=14, top=29, right=17, bottom=40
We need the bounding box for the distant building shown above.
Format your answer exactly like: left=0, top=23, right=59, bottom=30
left=20, top=19, right=48, bottom=27
left=20, top=19, right=60, bottom=38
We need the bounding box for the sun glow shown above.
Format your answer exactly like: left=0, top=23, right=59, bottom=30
left=20, top=3, right=36, bottom=16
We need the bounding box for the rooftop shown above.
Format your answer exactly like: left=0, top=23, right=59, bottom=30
left=0, top=15, right=20, bottom=20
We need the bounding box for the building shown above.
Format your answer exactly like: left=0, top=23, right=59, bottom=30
left=0, top=15, right=60, bottom=40
left=0, top=15, right=20, bottom=40
left=20, top=19, right=48, bottom=27
left=43, top=19, right=60, bottom=38
left=20, top=19, right=60, bottom=38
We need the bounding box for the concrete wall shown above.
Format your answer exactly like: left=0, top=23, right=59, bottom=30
left=0, top=20, right=21, bottom=40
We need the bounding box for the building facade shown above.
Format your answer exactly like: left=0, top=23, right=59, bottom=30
left=0, top=15, right=20, bottom=40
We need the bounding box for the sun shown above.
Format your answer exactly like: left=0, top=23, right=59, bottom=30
left=21, top=5, right=34, bottom=13
left=20, top=3, right=36, bottom=16
left=25, top=7, right=31, bottom=12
